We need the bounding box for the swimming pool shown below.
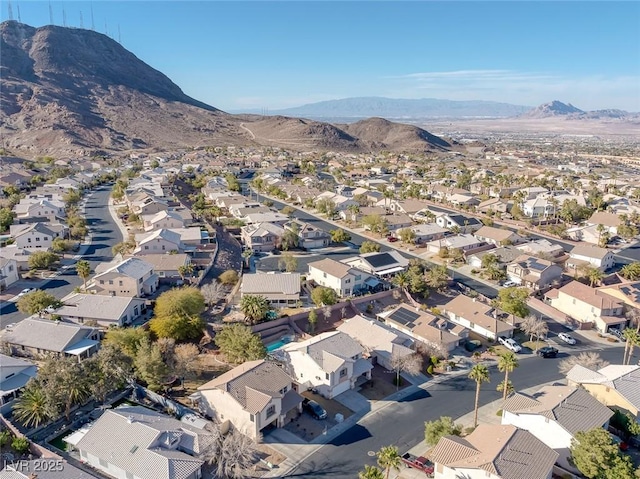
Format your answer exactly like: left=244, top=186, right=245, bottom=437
left=266, top=336, right=294, bottom=352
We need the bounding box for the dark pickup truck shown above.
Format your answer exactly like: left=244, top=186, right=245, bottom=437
left=401, top=453, right=434, bottom=476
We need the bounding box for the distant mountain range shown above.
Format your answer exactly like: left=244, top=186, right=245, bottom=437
left=237, top=98, right=639, bottom=122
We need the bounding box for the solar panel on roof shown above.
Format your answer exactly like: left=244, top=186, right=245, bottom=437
left=366, top=253, right=397, bottom=268
left=388, top=307, right=420, bottom=326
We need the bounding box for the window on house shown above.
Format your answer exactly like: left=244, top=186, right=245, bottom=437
left=279, top=386, right=288, bottom=395
left=119, top=280, right=124, bottom=286
left=339, top=368, right=347, bottom=378
left=144, top=245, right=149, bottom=250
left=250, top=414, right=255, bottom=423
left=266, top=405, right=276, bottom=418
left=323, top=272, right=327, bottom=278
left=355, top=275, right=361, bottom=281
left=572, top=298, right=576, bottom=304
left=36, top=237, right=40, bottom=241
left=27, top=238, right=31, bottom=243
left=325, top=373, right=329, bottom=380
left=162, top=245, right=166, bottom=250
left=345, top=279, right=350, bottom=284
left=109, top=280, right=114, bottom=285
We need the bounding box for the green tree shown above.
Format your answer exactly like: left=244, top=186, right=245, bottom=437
left=219, top=269, right=239, bottom=285
left=63, top=189, right=82, bottom=208
left=178, top=263, right=195, bottom=282
left=469, top=364, right=490, bottom=428
left=103, top=327, right=150, bottom=358
left=76, top=260, right=91, bottom=292
left=620, top=262, right=640, bottom=280
left=622, top=328, right=640, bottom=365
left=496, top=379, right=514, bottom=397
left=497, top=352, right=519, bottom=401
left=330, top=228, right=351, bottom=243
left=376, top=445, right=402, bottom=479
left=281, top=205, right=296, bottom=216
left=278, top=252, right=298, bottom=272
left=398, top=228, right=416, bottom=244
left=214, top=324, right=267, bottom=364
left=362, top=214, right=389, bottom=237
left=12, top=381, right=55, bottom=428
left=570, top=428, right=635, bottom=479
left=308, top=309, right=318, bottom=334
left=583, top=266, right=604, bottom=287
left=424, top=416, right=462, bottom=446
left=16, top=290, right=60, bottom=315
left=134, top=337, right=169, bottom=391
left=28, top=251, right=59, bottom=270
left=425, top=265, right=449, bottom=291
left=11, top=437, right=30, bottom=454
left=280, top=228, right=299, bottom=251
left=358, top=465, right=385, bottom=479
left=240, top=294, right=271, bottom=324
left=51, top=237, right=72, bottom=253
left=149, top=287, right=206, bottom=340
left=84, top=344, right=134, bottom=402
left=311, top=286, right=338, bottom=306
left=112, top=239, right=136, bottom=256
left=0, top=207, right=14, bottom=231
left=359, top=240, right=381, bottom=254
left=493, top=287, right=529, bottom=322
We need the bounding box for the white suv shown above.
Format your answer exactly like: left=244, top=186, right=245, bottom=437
left=498, top=336, right=522, bottom=353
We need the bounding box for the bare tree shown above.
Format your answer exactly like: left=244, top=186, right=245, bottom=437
left=520, top=315, right=548, bottom=344
left=323, top=306, right=332, bottom=323
left=390, top=352, right=422, bottom=390
left=200, top=427, right=257, bottom=479
left=416, top=341, right=448, bottom=361
left=174, top=343, right=201, bottom=388
left=341, top=306, right=347, bottom=319
left=626, top=307, right=640, bottom=333
left=559, top=351, right=610, bottom=375
left=156, top=337, right=176, bottom=368
left=201, top=282, right=228, bottom=306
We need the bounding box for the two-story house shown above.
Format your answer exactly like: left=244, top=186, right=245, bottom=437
left=279, top=332, right=373, bottom=399
left=2, top=318, right=100, bottom=361
left=443, top=294, right=514, bottom=339
left=307, top=258, right=374, bottom=297
left=130, top=194, right=169, bottom=216
left=428, top=424, right=558, bottom=479
left=341, top=251, right=409, bottom=277
left=545, top=280, right=626, bottom=332
left=241, top=273, right=301, bottom=308
left=10, top=222, right=60, bottom=250
left=502, top=385, right=614, bottom=470
left=474, top=225, right=524, bottom=246
left=567, top=364, right=640, bottom=424
left=285, top=220, right=331, bottom=250
left=0, top=257, right=19, bottom=290
left=142, top=210, right=187, bottom=232
left=133, top=229, right=185, bottom=255
left=92, top=257, right=158, bottom=297
left=505, top=254, right=563, bottom=290
left=72, top=406, right=212, bottom=479
left=138, top=253, right=192, bottom=284
left=56, top=293, right=146, bottom=327
left=13, top=198, right=65, bottom=223
left=435, top=213, right=482, bottom=233
left=567, top=244, right=615, bottom=272
left=240, top=223, right=285, bottom=253
left=195, top=360, right=303, bottom=441
left=0, top=354, right=37, bottom=413
left=586, top=211, right=623, bottom=236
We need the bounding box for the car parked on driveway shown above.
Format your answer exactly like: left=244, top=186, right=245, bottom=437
left=498, top=336, right=522, bottom=353
left=303, top=398, right=327, bottom=420
left=558, top=332, right=576, bottom=345
left=17, top=288, right=34, bottom=298
left=537, top=346, right=559, bottom=358
left=386, top=236, right=398, bottom=242
left=502, top=280, right=517, bottom=288
left=609, top=328, right=626, bottom=341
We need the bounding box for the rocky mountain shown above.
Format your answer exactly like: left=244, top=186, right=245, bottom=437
left=519, top=101, right=639, bottom=120
left=520, top=101, right=584, bottom=118
left=244, top=97, right=532, bottom=120
left=0, top=21, right=453, bottom=156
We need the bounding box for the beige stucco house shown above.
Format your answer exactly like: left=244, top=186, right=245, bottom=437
left=92, top=257, right=158, bottom=297
left=443, top=294, right=514, bottom=339
left=505, top=254, right=563, bottom=290
left=307, top=258, right=373, bottom=297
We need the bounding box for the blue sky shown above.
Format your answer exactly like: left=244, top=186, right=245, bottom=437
left=3, top=1, right=639, bottom=111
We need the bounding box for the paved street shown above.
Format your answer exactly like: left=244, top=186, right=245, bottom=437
left=0, top=186, right=121, bottom=328
left=276, top=346, right=623, bottom=478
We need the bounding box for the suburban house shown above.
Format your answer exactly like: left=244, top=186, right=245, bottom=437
left=285, top=220, right=331, bottom=249
left=388, top=199, right=427, bottom=217
left=9, top=222, right=60, bottom=250
left=307, top=258, right=374, bottom=297
left=502, top=385, right=614, bottom=470
left=0, top=459, right=94, bottom=479
left=476, top=197, right=511, bottom=215
left=566, top=364, right=640, bottom=423
left=0, top=354, right=37, bottom=413
left=586, top=211, right=623, bottom=236
left=466, top=246, right=520, bottom=270
left=435, top=213, right=482, bottom=233
left=133, top=229, right=185, bottom=255
left=597, top=281, right=640, bottom=310
left=567, top=244, right=615, bottom=272
left=378, top=304, right=466, bottom=353
left=278, top=331, right=373, bottom=399
left=337, top=315, right=415, bottom=370
left=92, top=257, right=158, bottom=297
left=505, top=254, right=563, bottom=290
left=424, top=234, right=485, bottom=255
left=443, top=294, right=514, bottom=339
left=566, top=224, right=604, bottom=245
left=341, top=250, right=409, bottom=277
left=544, top=280, right=626, bottom=332
left=383, top=213, right=413, bottom=232
left=240, top=223, right=285, bottom=253
left=391, top=223, right=449, bottom=244
left=448, top=193, right=480, bottom=208
left=428, top=424, right=558, bottom=479
left=2, top=318, right=100, bottom=361
left=516, top=239, right=565, bottom=259
left=142, top=210, right=188, bottom=231
left=474, top=225, right=523, bottom=246
left=71, top=406, right=212, bottom=479
left=168, top=227, right=210, bottom=247
left=130, top=194, right=169, bottom=216
left=0, top=245, right=31, bottom=271
left=241, top=273, right=301, bottom=308
left=194, top=360, right=303, bottom=441
left=0, top=257, right=19, bottom=290
left=243, top=212, right=289, bottom=226
left=56, top=294, right=146, bottom=328
left=13, top=198, right=65, bottom=223
left=138, top=253, right=192, bottom=284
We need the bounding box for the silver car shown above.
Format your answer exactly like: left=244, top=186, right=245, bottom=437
left=558, top=332, right=576, bottom=345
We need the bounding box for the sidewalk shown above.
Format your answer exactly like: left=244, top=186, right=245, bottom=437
left=108, top=197, right=130, bottom=241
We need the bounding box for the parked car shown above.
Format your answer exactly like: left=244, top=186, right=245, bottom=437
left=611, top=434, right=629, bottom=451
left=386, top=236, right=398, bottom=242
left=303, top=399, right=327, bottom=420
left=537, top=346, right=559, bottom=358
left=610, top=328, right=626, bottom=341
left=498, top=336, right=522, bottom=353
left=401, top=453, right=434, bottom=475
left=502, top=280, right=517, bottom=288
left=17, top=288, right=34, bottom=298
left=558, top=332, right=576, bottom=345
left=5, top=323, right=16, bottom=331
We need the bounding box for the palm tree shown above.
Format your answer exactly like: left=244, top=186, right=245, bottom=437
left=359, top=465, right=385, bottom=479
left=12, top=383, right=53, bottom=428
left=586, top=266, right=603, bottom=287
left=623, top=328, right=640, bottom=365
left=469, top=364, right=490, bottom=428
left=239, top=294, right=270, bottom=324
left=497, top=352, right=519, bottom=401
left=376, top=445, right=402, bottom=479
left=76, top=260, right=91, bottom=292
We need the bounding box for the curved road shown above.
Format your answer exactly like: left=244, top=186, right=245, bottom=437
left=288, top=347, right=623, bottom=478
left=0, top=185, right=122, bottom=327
